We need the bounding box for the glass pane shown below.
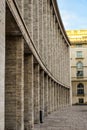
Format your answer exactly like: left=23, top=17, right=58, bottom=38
left=77, top=89, right=84, bottom=95
left=77, top=71, right=83, bottom=77
left=77, top=51, right=82, bottom=58
left=77, top=62, right=83, bottom=69
left=77, top=83, right=84, bottom=88
left=76, top=44, right=82, bottom=47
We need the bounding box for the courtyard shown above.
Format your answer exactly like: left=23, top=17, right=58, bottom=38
left=34, top=106, right=87, bottom=130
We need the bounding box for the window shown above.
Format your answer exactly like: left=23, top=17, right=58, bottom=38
left=79, top=98, right=84, bottom=104
left=76, top=62, right=83, bottom=77
left=77, top=70, right=83, bottom=77
left=77, top=83, right=84, bottom=96
left=77, top=51, right=82, bottom=58
left=77, top=62, right=83, bottom=69
left=76, top=44, right=82, bottom=47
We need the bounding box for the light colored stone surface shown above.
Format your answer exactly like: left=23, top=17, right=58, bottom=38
left=24, top=54, right=34, bottom=130
left=0, top=1, right=5, bottom=129
left=5, top=0, right=71, bottom=129
left=34, top=106, right=87, bottom=130
left=5, top=36, right=24, bottom=130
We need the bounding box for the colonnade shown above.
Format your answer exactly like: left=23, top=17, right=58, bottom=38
left=1, top=0, right=71, bottom=129
left=5, top=38, right=70, bottom=129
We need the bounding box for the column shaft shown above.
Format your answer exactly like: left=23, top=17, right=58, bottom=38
left=34, top=64, right=40, bottom=124
left=44, top=74, right=48, bottom=116
left=48, top=78, right=51, bottom=114
left=5, top=36, right=24, bottom=130
left=0, top=0, right=5, bottom=129
left=40, top=70, right=44, bottom=120
left=24, top=54, right=34, bottom=130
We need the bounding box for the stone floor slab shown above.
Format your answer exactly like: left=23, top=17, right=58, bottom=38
left=34, top=106, right=87, bottom=130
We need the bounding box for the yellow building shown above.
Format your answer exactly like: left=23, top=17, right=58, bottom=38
left=67, top=30, right=87, bottom=104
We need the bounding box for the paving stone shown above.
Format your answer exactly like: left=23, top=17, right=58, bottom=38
left=34, top=106, right=87, bottom=130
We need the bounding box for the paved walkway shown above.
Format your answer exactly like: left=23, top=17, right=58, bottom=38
left=34, top=106, right=87, bottom=130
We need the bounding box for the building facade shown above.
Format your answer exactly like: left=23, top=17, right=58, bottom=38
left=0, top=0, right=70, bottom=129
left=67, top=30, right=87, bottom=105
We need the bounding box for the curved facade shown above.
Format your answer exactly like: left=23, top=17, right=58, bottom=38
left=0, top=0, right=70, bottom=129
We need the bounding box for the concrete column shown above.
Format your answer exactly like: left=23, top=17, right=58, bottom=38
left=60, top=86, right=63, bottom=107
left=63, top=87, right=65, bottom=107
left=40, top=70, right=44, bottom=120
left=65, top=89, right=67, bottom=106
left=44, top=74, right=48, bottom=117
left=54, top=83, right=56, bottom=111
left=5, top=36, right=24, bottom=130
left=67, top=89, right=69, bottom=105
left=48, top=78, right=51, bottom=114
left=62, top=87, right=64, bottom=107
left=50, top=79, right=52, bottom=113
left=34, top=64, right=40, bottom=124
left=57, top=84, right=59, bottom=109
left=60, top=86, right=62, bottom=107
left=52, top=81, right=54, bottom=111
left=56, top=84, right=58, bottom=110
left=54, top=83, right=57, bottom=111
left=24, top=54, right=34, bottom=130
left=68, top=89, right=70, bottom=105
left=0, top=0, right=5, bottom=129
left=24, top=0, right=33, bottom=39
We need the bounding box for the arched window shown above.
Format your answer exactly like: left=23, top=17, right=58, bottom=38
left=77, top=83, right=84, bottom=95
left=76, top=62, right=83, bottom=77
left=77, top=62, right=83, bottom=69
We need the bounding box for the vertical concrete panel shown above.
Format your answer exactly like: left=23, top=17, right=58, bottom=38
left=48, top=1, right=52, bottom=72
left=15, top=0, right=24, bottom=16
left=43, top=0, right=47, bottom=65
left=0, top=0, right=5, bottom=129
left=51, top=6, right=54, bottom=75
left=33, top=0, right=39, bottom=52
left=34, top=64, right=40, bottom=124
left=5, top=36, right=24, bottom=130
left=24, top=0, right=33, bottom=39
left=39, top=0, right=43, bottom=60
left=24, top=54, right=34, bottom=130
left=44, top=74, right=48, bottom=116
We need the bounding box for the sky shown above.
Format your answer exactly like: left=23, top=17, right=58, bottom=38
left=57, top=0, right=87, bottom=30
